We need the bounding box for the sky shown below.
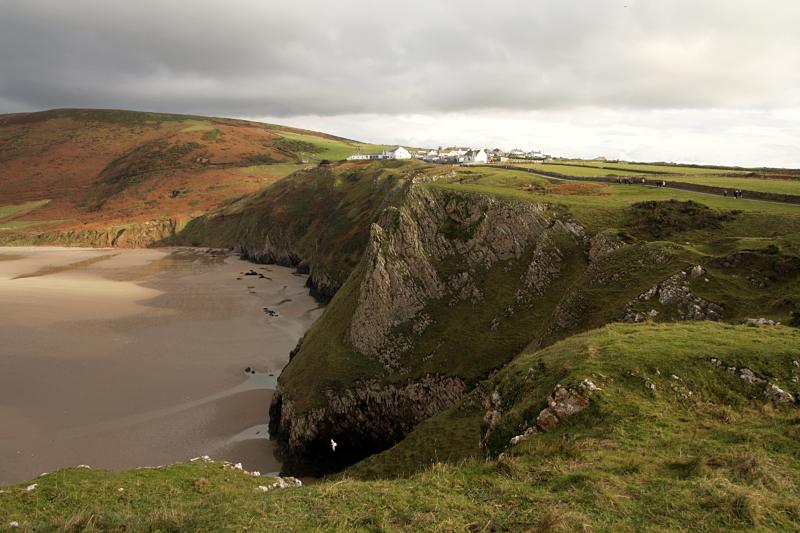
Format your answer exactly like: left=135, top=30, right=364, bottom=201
left=1, top=0, right=799, bottom=167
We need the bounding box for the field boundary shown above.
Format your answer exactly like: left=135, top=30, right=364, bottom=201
left=482, top=165, right=800, bottom=206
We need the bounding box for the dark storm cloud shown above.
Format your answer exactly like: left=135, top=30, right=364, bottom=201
left=1, top=0, right=798, bottom=116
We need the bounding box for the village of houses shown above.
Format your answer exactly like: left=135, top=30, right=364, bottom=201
left=347, top=146, right=549, bottom=164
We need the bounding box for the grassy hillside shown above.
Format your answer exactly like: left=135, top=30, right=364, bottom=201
left=0, top=108, right=377, bottom=245
left=173, top=159, right=422, bottom=299
left=2, top=323, right=798, bottom=531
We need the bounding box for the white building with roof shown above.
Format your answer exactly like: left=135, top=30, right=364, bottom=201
left=463, top=148, right=488, bottom=164
left=383, top=146, right=411, bottom=159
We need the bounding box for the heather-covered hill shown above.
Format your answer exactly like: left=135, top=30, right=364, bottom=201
left=0, top=108, right=373, bottom=245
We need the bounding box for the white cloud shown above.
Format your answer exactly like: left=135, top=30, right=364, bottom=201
left=1, top=0, right=799, bottom=165
left=254, top=108, right=800, bottom=168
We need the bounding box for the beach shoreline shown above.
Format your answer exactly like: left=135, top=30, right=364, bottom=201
left=0, top=246, right=323, bottom=484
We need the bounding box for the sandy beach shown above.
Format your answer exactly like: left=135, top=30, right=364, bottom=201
left=0, top=247, right=323, bottom=484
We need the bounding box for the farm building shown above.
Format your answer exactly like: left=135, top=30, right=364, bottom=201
left=383, top=146, right=412, bottom=159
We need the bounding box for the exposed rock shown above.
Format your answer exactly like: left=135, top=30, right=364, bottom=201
left=588, top=230, right=625, bottom=261
left=579, top=379, right=601, bottom=393
left=348, top=186, right=565, bottom=370
left=29, top=218, right=179, bottom=248
left=509, top=426, right=538, bottom=445
left=739, top=368, right=765, bottom=385
left=481, top=390, right=503, bottom=449
left=256, top=477, right=302, bottom=493
left=689, top=265, right=705, bottom=278
left=270, top=375, right=465, bottom=476
left=508, top=381, right=598, bottom=447
left=624, top=268, right=723, bottom=322
left=765, top=384, right=794, bottom=404
left=515, top=222, right=583, bottom=302
left=744, top=317, right=780, bottom=327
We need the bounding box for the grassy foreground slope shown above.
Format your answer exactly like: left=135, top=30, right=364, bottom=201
left=0, top=108, right=375, bottom=245
left=2, top=323, right=799, bottom=531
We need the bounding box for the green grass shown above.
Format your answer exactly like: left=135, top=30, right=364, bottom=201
left=179, top=119, right=217, bottom=133
left=273, top=131, right=365, bottom=162
left=566, top=160, right=751, bottom=175
left=236, top=163, right=310, bottom=180
left=429, top=167, right=800, bottom=234
left=503, top=162, right=644, bottom=177
left=658, top=174, right=800, bottom=195
left=0, top=200, right=50, bottom=221
left=3, top=323, right=799, bottom=531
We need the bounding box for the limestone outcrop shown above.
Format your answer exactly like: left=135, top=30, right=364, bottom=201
left=624, top=267, right=723, bottom=322
left=348, top=186, right=579, bottom=371
left=273, top=184, right=595, bottom=474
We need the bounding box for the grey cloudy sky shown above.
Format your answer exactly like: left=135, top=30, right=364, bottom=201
left=1, top=0, right=799, bottom=166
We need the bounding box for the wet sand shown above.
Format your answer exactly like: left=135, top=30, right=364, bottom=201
left=0, top=247, right=323, bottom=484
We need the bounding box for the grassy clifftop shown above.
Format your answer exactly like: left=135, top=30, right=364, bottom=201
left=237, top=161, right=799, bottom=476
left=2, top=323, right=798, bottom=531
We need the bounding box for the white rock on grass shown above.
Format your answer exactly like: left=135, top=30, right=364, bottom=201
left=739, top=368, right=765, bottom=384
left=256, top=477, right=303, bottom=493
left=766, top=384, right=795, bottom=404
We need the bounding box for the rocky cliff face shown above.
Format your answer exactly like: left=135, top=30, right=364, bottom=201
left=271, top=185, right=594, bottom=474
left=1, top=218, right=180, bottom=248
left=270, top=375, right=465, bottom=475
left=347, top=187, right=590, bottom=371
left=175, top=163, right=410, bottom=301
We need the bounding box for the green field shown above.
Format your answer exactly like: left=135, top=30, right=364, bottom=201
left=658, top=174, right=800, bottom=195
left=501, top=162, right=644, bottom=177
left=495, top=161, right=800, bottom=196
left=236, top=162, right=311, bottom=180
left=566, top=160, right=751, bottom=175
left=273, top=130, right=366, bottom=161
left=434, top=167, right=800, bottom=234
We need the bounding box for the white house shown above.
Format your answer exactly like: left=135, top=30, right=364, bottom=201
left=383, top=146, right=411, bottom=159
left=347, top=152, right=384, bottom=161
left=463, top=148, right=489, bottom=164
